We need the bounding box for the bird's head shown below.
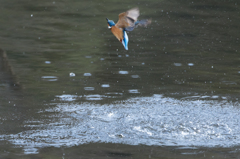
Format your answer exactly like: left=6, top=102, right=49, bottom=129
left=106, top=18, right=115, bottom=29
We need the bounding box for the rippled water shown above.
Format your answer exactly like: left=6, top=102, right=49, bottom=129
left=0, top=0, right=240, bottom=158
left=1, top=95, right=239, bottom=154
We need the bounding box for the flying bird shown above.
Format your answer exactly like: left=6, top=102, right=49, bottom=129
left=106, top=8, right=151, bottom=50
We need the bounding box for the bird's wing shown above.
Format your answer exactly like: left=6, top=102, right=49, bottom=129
left=116, top=7, right=139, bottom=29
left=126, top=7, right=139, bottom=25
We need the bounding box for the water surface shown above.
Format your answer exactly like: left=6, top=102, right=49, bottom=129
left=0, top=0, right=240, bottom=158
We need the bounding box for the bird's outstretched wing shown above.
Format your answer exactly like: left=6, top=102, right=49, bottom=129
left=116, top=7, right=139, bottom=29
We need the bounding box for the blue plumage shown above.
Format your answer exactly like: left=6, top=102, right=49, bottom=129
left=106, top=18, right=115, bottom=27
left=122, top=30, right=129, bottom=50
left=106, top=8, right=151, bottom=50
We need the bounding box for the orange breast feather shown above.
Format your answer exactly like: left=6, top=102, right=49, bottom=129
left=111, top=26, right=123, bottom=42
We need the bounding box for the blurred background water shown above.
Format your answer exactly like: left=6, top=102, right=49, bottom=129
left=0, top=0, right=240, bottom=158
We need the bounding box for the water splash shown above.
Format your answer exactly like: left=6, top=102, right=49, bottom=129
left=1, top=95, right=240, bottom=154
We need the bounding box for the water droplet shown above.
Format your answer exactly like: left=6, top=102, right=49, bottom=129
left=41, top=76, right=58, bottom=81
left=174, top=63, right=182, bottom=66
left=56, top=94, right=78, bottom=101
left=45, top=61, right=51, bottom=64
left=85, top=94, right=104, bottom=100
left=119, top=71, right=128, bottom=74
left=131, top=75, right=140, bottom=78
left=211, top=96, right=219, bottom=99
left=128, top=89, right=140, bottom=93
left=101, top=84, right=110, bottom=88
left=69, top=72, right=75, bottom=77
left=188, top=63, right=194, bottom=66
left=84, top=87, right=95, bottom=91
left=83, top=73, right=92, bottom=76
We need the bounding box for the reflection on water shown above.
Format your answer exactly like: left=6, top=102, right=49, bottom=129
left=0, top=0, right=240, bottom=158
left=1, top=95, right=240, bottom=154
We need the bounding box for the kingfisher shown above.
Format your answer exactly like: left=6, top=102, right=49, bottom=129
left=106, top=7, right=151, bottom=50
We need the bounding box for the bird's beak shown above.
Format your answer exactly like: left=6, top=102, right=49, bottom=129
left=106, top=18, right=111, bottom=29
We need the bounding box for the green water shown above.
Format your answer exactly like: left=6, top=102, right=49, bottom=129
left=1, top=0, right=240, bottom=102
left=0, top=0, right=240, bottom=158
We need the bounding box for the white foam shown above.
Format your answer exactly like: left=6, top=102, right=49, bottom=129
left=1, top=94, right=240, bottom=154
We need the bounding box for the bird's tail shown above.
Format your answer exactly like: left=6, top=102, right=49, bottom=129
left=125, top=19, right=151, bottom=31
left=135, top=19, right=152, bottom=27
